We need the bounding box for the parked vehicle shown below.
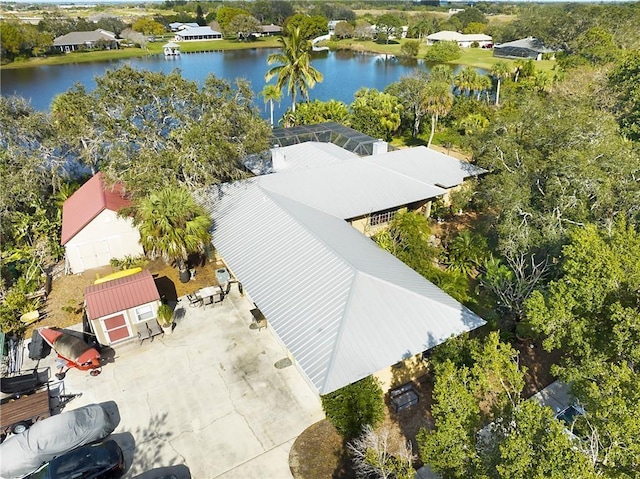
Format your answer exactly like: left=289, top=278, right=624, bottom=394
left=27, top=440, right=124, bottom=479
left=0, top=403, right=120, bottom=479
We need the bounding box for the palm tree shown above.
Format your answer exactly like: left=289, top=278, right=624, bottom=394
left=453, top=66, right=479, bottom=97
left=260, top=84, right=282, bottom=127
left=265, top=27, right=323, bottom=112
left=133, top=187, right=211, bottom=276
left=423, top=81, right=453, bottom=148
left=490, top=61, right=511, bottom=106
left=429, top=64, right=454, bottom=85
left=476, top=75, right=492, bottom=101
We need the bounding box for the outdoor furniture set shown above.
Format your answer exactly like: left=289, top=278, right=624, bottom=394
left=187, top=286, right=225, bottom=308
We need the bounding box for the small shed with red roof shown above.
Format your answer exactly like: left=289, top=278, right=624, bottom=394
left=61, top=173, right=144, bottom=273
left=85, top=270, right=161, bottom=345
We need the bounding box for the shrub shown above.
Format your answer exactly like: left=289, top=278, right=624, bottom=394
left=321, top=376, right=385, bottom=439
left=400, top=40, right=420, bottom=58
left=424, top=41, right=461, bottom=62
left=110, top=254, right=149, bottom=270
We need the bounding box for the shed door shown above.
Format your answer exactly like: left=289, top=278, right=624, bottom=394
left=76, top=241, right=111, bottom=271
left=102, top=314, right=132, bottom=344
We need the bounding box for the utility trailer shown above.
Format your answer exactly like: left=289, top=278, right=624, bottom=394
left=0, top=387, right=51, bottom=437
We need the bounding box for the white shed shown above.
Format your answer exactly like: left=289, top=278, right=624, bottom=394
left=61, top=173, right=144, bottom=273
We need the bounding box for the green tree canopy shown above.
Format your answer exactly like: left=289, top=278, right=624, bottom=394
left=55, top=66, right=270, bottom=197
left=215, top=6, right=250, bottom=34
left=132, top=17, right=165, bottom=36
left=424, top=40, right=461, bottom=63
left=282, top=99, right=349, bottom=128
left=284, top=13, right=327, bottom=39
left=321, top=376, right=385, bottom=439
left=349, top=88, right=402, bottom=141
left=226, top=14, right=261, bottom=41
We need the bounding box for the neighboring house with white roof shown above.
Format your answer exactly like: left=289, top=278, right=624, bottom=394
left=52, top=29, right=118, bottom=53
left=427, top=30, right=492, bottom=48
left=169, top=22, right=200, bottom=32
left=175, top=26, right=222, bottom=41
left=199, top=141, right=487, bottom=395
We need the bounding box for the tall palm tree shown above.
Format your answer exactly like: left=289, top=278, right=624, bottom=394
left=133, top=187, right=211, bottom=275
left=260, top=84, right=282, bottom=127
left=265, top=27, right=323, bottom=112
left=490, top=61, right=511, bottom=106
left=423, top=81, right=453, bottom=148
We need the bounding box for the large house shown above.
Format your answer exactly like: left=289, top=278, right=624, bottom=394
left=493, top=37, right=555, bottom=60
left=199, top=134, right=487, bottom=394
left=427, top=30, right=493, bottom=48
left=53, top=29, right=119, bottom=53
left=61, top=173, right=144, bottom=274
left=175, top=26, right=222, bottom=41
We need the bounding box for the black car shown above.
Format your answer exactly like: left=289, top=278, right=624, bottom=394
left=28, top=440, right=124, bottom=479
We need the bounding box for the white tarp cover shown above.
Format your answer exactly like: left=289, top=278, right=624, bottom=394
left=0, top=403, right=119, bottom=479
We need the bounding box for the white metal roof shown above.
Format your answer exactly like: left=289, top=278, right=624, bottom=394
left=258, top=158, right=446, bottom=219
left=427, top=31, right=492, bottom=42
left=199, top=146, right=487, bottom=394
left=365, top=146, right=487, bottom=189
left=177, top=26, right=221, bottom=37
left=271, top=142, right=358, bottom=172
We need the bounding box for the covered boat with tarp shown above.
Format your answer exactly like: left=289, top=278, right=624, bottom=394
left=38, top=328, right=101, bottom=379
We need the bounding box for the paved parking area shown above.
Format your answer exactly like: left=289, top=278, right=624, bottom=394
left=24, top=290, right=324, bottom=478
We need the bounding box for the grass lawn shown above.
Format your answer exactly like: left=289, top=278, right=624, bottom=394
left=323, top=38, right=556, bottom=72
left=1, top=37, right=281, bottom=70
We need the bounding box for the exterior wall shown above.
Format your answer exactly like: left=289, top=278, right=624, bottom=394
left=91, top=300, right=159, bottom=346
left=349, top=201, right=432, bottom=237
left=65, top=209, right=144, bottom=273
left=373, top=353, right=429, bottom=393
left=175, top=33, right=222, bottom=41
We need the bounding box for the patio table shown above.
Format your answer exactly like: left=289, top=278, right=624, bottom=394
left=197, top=286, right=224, bottom=307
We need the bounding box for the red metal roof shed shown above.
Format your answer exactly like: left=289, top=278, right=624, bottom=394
left=61, top=172, right=131, bottom=245
left=85, top=270, right=160, bottom=319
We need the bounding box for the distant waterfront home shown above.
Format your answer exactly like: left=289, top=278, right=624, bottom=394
left=169, top=22, right=199, bottom=32
left=493, top=37, right=555, bottom=60
left=175, top=26, right=222, bottom=41
left=258, top=24, right=283, bottom=36
left=85, top=270, right=161, bottom=346
left=426, top=30, right=493, bottom=48
left=61, top=173, right=144, bottom=274
left=53, top=29, right=119, bottom=53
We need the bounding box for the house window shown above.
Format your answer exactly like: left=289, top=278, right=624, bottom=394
left=369, top=209, right=397, bottom=226
left=135, top=304, right=154, bottom=322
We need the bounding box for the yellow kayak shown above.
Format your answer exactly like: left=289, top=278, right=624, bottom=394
left=94, top=267, right=142, bottom=285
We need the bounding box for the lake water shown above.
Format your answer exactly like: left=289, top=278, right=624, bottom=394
left=0, top=49, right=473, bottom=120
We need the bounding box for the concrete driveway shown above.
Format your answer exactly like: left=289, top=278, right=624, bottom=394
left=27, top=289, right=324, bottom=478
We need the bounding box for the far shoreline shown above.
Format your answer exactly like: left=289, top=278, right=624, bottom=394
left=1, top=37, right=554, bottom=72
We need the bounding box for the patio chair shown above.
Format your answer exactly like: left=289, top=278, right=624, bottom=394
left=186, top=293, right=202, bottom=308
